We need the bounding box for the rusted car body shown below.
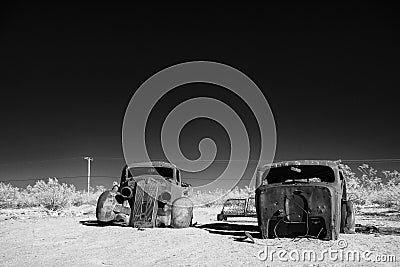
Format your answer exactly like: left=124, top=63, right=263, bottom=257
left=96, top=161, right=193, bottom=228
left=217, top=197, right=256, bottom=221
left=255, top=160, right=355, bottom=240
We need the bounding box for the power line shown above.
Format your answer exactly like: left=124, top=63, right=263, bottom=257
left=1, top=175, right=120, bottom=182
left=1, top=175, right=252, bottom=183
left=0, top=157, right=85, bottom=166
left=95, top=158, right=267, bottom=162
left=1, top=157, right=400, bottom=166
left=94, top=157, right=125, bottom=160
left=341, top=158, right=400, bottom=163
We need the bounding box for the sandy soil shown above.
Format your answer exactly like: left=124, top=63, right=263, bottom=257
left=0, top=206, right=399, bottom=266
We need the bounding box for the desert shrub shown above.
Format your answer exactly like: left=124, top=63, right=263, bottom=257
left=26, top=178, right=76, bottom=210
left=339, top=163, right=360, bottom=191
left=341, top=164, right=400, bottom=208
left=0, top=183, right=20, bottom=208
left=383, top=170, right=400, bottom=186
left=0, top=182, right=18, bottom=201
left=358, top=164, right=383, bottom=190
left=380, top=170, right=400, bottom=207
left=0, top=179, right=107, bottom=210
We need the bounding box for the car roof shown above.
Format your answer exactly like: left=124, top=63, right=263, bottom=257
left=258, top=160, right=340, bottom=172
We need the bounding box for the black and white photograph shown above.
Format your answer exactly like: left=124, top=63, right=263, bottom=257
left=0, top=2, right=399, bottom=266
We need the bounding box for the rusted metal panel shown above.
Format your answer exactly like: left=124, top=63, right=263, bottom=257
left=255, top=160, right=346, bottom=240
left=256, top=185, right=339, bottom=240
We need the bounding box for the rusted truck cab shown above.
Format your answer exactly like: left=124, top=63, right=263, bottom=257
left=96, top=161, right=193, bottom=228
left=255, top=160, right=355, bottom=240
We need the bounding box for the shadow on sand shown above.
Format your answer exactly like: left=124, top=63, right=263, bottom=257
left=197, top=222, right=262, bottom=242
left=80, top=219, right=400, bottom=238
left=79, top=220, right=127, bottom=227
left=355, top=224, right=400, bottom=236
left=197, top=221, right=400, bottom=241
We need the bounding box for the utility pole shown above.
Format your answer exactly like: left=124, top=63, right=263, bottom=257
left=84, top=156, right=93, bottom=194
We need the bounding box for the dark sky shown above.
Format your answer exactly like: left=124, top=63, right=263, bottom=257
left=0, top=2, right=399, bottom=189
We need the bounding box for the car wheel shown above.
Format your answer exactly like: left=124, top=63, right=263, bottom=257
left=96, top=190, right=117, bottom=223
left=345, top=200, right=356, bottom=234
left=340, top=201, right=347, bottom=233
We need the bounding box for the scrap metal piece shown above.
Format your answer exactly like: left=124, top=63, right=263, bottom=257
left=217, top=197, right=256, bottom=221
left=130, top=178, right=159, bottom=228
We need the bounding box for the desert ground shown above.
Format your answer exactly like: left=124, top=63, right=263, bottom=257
left=0, top=206, right=399, bottom=267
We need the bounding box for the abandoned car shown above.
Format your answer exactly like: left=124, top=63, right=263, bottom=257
left=255, top=160, right=355, bottom=240
left=96, top=161, right=193, bottom=228
left=217, top=197, right=256, bottom=221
